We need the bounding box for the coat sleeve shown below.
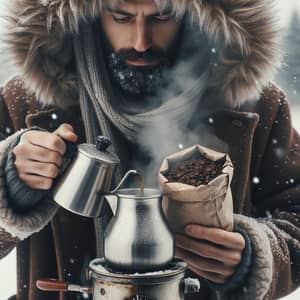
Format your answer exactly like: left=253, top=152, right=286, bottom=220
left=225, top=93, right=300, bottom=300
left=0, top=90, right=58, bottom=259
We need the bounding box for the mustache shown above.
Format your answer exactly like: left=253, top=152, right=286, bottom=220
left=116, top=48, right=169, bottom=64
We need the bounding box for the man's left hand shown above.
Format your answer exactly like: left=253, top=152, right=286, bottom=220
left=175, top=225, right=245, bottom=284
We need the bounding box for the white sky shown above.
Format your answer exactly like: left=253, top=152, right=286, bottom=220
left=278, top=0, right=300, bottom=25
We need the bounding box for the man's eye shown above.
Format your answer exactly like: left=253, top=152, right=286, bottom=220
left=112, top=15, right=132, bottom=23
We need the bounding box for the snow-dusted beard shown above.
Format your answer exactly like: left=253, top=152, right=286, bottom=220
left=107, top=52, right=167, bottom=96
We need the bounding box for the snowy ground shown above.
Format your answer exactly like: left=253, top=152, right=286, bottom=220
left=0, top=107, right=300, bottom=299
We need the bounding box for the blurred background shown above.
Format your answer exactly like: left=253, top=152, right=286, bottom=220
left=0, top=0, right=300, bottom=299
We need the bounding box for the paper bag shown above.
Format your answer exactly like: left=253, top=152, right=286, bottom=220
left=159, top=145, right=234, bottom=233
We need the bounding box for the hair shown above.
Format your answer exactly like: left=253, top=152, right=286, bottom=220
left=99, top=0, right=192, bottom=19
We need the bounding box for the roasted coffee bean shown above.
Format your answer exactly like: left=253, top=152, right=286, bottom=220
left=162, top=154, right=225, bottom=186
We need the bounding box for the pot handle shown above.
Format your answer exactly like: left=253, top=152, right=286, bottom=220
left=36, top=278, right=91, bottom=294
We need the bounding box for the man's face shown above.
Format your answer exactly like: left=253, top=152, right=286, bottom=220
left=100, top=0, right=182, bottom=96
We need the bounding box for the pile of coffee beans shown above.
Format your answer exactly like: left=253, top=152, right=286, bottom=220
left=162, top=154, right=225, bottom=186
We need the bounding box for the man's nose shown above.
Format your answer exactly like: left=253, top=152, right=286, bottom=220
left=134, top=17, right=152, bottom=52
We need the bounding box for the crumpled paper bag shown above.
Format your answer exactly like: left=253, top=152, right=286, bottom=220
left=159, top=145, right=234, bottom=233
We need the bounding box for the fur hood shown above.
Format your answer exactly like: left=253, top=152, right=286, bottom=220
left=4, top=0, right=282, bottom=108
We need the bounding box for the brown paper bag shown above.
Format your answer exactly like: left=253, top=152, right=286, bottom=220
left=159, top=145, right=234, bottom=233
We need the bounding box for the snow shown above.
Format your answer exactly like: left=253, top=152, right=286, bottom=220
left=252, top=177, right=260, bottom=184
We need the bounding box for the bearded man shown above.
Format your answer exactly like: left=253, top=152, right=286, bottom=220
left=0, top=0, right=300, bottom=300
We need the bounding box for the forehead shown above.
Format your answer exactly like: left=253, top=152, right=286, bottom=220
left=103, top=0, right=172, bottom=12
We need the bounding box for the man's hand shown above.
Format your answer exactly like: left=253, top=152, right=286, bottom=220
left=13, top=123, right=78, bottom=190
left=175, top=224, right=245, bottom=284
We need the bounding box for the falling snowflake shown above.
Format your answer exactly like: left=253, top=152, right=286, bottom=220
left=5, top=127, right=12, bottom=134
left=272, top=139, right=278, bottom=145
left=211, top=48, right=216, bottom=54
left=51, top=113, right=58, bottom=120
left=274, top=147, right=285, bottom=158
left=178, top=144, right=184, bottom=150
left=252, top=177, right=260, bottom=184
left=290, top=179, right=295, bottom=184
left=82, top=292, right=90, bottom=299
left=208, top=117, right=214, bottom=124
left=70, top=258, right=75, bottom=264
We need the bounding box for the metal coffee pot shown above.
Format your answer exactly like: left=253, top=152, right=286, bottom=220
left=53, top=136, right=174, bottom=271
left=53, top=136, right=138, bottom=218
left=104, top=188, right=174, bottom=272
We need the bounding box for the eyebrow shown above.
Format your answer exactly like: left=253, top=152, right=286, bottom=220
left=106, top=7, right=172, bottom=17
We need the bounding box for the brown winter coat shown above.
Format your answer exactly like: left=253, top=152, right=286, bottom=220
left=0, top=0, right=300, bottom=300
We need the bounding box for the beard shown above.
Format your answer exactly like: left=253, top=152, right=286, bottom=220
left=96, top=20, right=183, bottom=98
left=107, top=48, right=170, bottom=97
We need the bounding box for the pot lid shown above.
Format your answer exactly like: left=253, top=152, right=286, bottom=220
left=78, top=136, right=120, bottom=165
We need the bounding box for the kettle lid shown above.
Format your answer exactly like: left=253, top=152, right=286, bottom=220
left=78, top=136, right=120, bottom=165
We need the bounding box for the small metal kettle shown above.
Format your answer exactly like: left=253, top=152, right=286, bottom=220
left=53, top=136, right=137, bottom=217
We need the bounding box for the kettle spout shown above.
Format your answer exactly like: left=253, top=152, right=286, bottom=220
left=110, top=170, right=140, bottom=193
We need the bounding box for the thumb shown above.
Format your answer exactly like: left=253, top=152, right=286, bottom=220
left=53, top=123, right=78, bottom=143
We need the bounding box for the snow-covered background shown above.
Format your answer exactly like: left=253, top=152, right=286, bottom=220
left=1, top=0, right=300, bottom=299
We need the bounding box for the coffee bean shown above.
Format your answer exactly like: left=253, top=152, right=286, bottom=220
left=162, top=155, right=225, bottom=187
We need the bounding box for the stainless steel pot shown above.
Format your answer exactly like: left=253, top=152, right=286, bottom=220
left=36, top=258, right=201, bottom=300
left=53, top=136, right=138, bottom=217
left=104, top=188, right=174, bottom=272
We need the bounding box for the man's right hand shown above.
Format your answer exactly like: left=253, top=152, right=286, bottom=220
left=12, top=123, right=78, bottom=190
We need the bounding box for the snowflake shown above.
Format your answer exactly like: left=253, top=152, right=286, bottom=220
left=252, top=177, right=260, bottom=184
left=51, top=113, right=58, bottom=120
left=5, top=127, right=12, bottom=134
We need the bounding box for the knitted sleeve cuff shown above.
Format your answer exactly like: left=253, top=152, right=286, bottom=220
left=5, top=127, right=49, bottom=212
left=0, top=130, right=58, bottom=240
left=5, top=126, right=77, bottom=212
left=206, top=222, right=253, bottom=292
left=216, top=214, right=273, bottom=300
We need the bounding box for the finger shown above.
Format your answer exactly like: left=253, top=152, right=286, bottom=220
left=19, top=173, right=54, bottom=190
left=175, top=246, right=235, bottom=277
left=188, top=265, right=228, bottom=284
left=14, top=143, right=63, bottom=166
left=18, top=160, right=59, bottom=179
left=185, top=225, right=245, bottom=251
left=53, top=123, right=78, bottom=143
left=21, top=131, right=67, bottom=156
left=176, top=235, right=242, bottom=266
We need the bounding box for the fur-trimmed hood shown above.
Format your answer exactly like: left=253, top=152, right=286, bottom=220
left=4, top=0, right=282, bottom=108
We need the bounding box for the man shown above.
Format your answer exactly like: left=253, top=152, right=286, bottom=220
left=0, top=0, right=299, bottom=299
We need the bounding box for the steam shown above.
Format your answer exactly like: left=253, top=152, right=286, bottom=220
left=132, top=53, right=229, bottom=187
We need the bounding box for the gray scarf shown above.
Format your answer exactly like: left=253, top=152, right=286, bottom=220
left=73, top=21, right=209, bottom=256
